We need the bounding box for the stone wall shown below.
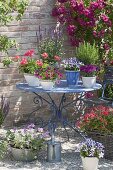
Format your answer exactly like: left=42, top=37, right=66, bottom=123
left=0, top=0, right=77, bottom=127
left=0, top=0, right=56, bottom=127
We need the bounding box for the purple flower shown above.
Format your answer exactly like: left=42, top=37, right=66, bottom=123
left=62, top=57, right=82, bottom=71
left=51, top=7, right=59, bottom=17
left=37, top=128, right=43, bottom=133
left=79, top=138, right=104, bottom=158
left=42, top=131, right=50, bottom=138
left=58, top=0, right=68, bottom=3
left=27, top=123, right=35, bottom=129
left=80, top=65, right=98, bottom=77
left=67, top=25, right=77, bottom=36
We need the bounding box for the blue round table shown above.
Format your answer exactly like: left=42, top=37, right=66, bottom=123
left=16, top=80, right=102, bottom=139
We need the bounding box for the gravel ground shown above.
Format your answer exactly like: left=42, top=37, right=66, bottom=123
left=0, top=128, right=113, bottom=170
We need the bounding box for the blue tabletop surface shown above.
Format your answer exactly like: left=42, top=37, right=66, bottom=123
left=16, top=80, right=102, bottom=94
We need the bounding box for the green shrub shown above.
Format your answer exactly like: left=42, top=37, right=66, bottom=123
left=76, top=42, right=99, bottom=65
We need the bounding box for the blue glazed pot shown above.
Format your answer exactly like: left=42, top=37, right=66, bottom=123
left=65, top=70, right=80, bottom=86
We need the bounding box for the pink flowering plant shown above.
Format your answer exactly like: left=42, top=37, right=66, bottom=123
left=37, top=28, right=64, bottom=65
left=79, top=138, right=104, bottom=158
left=6, top=124, right=49, bottom=151
left=0, top=124, right=49, bottom=159
left=15, top=49, right=43, bottom=74
left=80, top=65, right=98, bottom=77
left=35, top=64, right=63, bottom=81
left=52, top=0, right=113, bottom=61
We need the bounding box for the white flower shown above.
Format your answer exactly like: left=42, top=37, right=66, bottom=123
left=99, top=152, right=104, bottom=158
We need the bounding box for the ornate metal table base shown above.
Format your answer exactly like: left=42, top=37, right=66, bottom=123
left=16, top=81, right=102, bottom=140
left=31, top=92, right=86, bottom=140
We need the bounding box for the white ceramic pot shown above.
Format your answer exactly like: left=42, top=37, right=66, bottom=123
left=40, top=80, right=54, bottom=90
left=82, top=76, right=96, bottom=88
left=24, top=74, right=40, bottom=86
left=11, top=147, right=38, bottom=162
left=81, top=156, right=99, bottom=170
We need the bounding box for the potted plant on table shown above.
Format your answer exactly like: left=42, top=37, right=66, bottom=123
left=37, top=27, right=64, bottom=67
left=80, top=65, right=98, bottom=88
left=15, top=49, right=43, bottom=86
left=77, top=105, right=113, bottom=160
left=75, top=42, right=99, bottom=65
left=5, top=124, right=49, bottom=162
left=79, top=138, right=104, bottom=170
left=62, top=57, right=82, bottom=86
left=35, top=63, right=63, bottom=90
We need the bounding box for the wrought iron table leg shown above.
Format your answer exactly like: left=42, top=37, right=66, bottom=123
left=31, top=92, right=86, bottom=140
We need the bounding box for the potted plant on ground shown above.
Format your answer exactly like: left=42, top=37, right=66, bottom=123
left=16, top=49, right=43, bottom=86
left=62, top=57, right=82, bottom=86
left=77, top=105, right=113, bottom=160
left=79, top=138, right=104, bottom=170
left=80, top=64, right=98, bottom=88
left=5, top=124, right=49, bottom=161
left=35, top=63, right=63, bottom=90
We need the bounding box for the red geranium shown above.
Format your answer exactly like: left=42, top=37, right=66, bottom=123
left=24, top=49, right=35, bottom=57
left=77, top=105, right=113, bottom=134
left=20, top=58, right=28, bottom=65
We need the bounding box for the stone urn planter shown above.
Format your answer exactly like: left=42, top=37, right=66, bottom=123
left=11, top=147, right=38, bottom=162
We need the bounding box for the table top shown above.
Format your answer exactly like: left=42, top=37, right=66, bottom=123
left=16, top=80, right=102, bottom=94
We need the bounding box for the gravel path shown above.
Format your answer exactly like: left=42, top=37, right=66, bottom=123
left=0, top=129, right=113, bottom=170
